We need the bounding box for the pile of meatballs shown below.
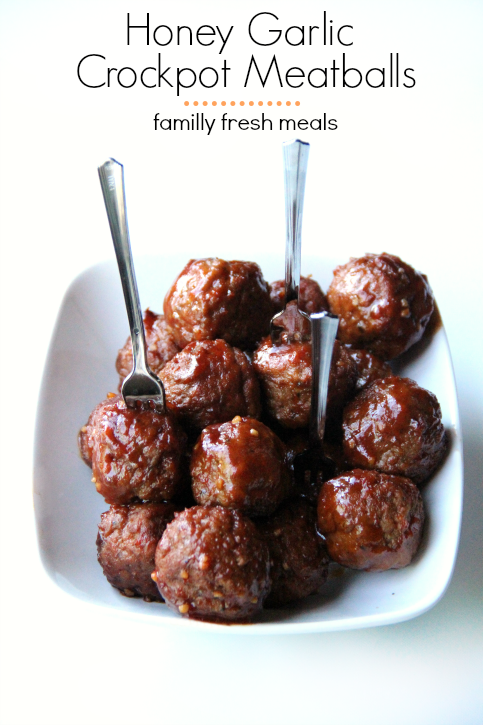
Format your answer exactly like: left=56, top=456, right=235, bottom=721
left=79, top=253, right=447, bottom=623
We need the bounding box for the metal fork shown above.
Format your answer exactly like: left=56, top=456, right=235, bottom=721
left=294, top=311, right=339, bottom=499
left=98, top=158, right=166, bottom=412
left=270, top=138, right=311, bottom=344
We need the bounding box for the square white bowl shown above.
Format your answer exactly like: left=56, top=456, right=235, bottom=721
left=34, top=254, right=463, bottom=635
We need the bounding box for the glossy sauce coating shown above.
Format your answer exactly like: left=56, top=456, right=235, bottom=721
left=154, top=506, right=271, bottom=622
left=269, top=276, right=329, bottom=315
left=252, top=338, right=357, bottom=429
left=346, top=347, right=393, bottom=393
left=257, top=499, right=329, bottom=606
left=79, top=394, right=187, bottom=504
left=317, top=469, right=425, bottom=571
left=342, top=376, right=447, bottom=484
left=327, top=253, right=434, bottom=360
left=116, top=309, right=179, bottom=384
left=160, top=339, right=261, bottom=431
left=97, top=503, right=177, bottom=601
left=164, top=258, right=272, bottom=350
left=190, top=417, right=292, bottom=517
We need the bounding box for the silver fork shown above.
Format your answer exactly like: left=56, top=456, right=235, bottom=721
left=98, top=158, right=166, bottom=412
left=270, top=138, right=311, bottom=344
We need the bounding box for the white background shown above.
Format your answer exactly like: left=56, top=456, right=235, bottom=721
left=1, top=1, right=482, bottom=724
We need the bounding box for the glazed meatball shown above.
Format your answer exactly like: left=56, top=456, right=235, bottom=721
left=317, top=469, right=425, bottom=571
left=253, top=338, right=357, bottom=429
left=190, top=417, right=292, bottom=517
left=79, top=394, right=187, bottom=504
left=97, top=503, right=177, bottom=600
left=160, top=339, right=261, bottom=431
left=257, top=499, right=329, bottom=606
left=116, top=309, right=179, bottom=384
left=164, top=258, right=272, bottom=350
left=327, top=253, right=434, bottom=360
left=342, top=376, right=447, bottom=484
left=153, top=506, right=271, bottom=622
left=346, top=347, right=393, bottom=393
left=270, top=276, right=329, bottom=315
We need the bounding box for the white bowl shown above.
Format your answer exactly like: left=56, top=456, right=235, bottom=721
left=34, top=254, right=463, bottom=635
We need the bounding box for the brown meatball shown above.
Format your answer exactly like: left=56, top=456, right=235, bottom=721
left=79, top=394, right=188, bottom=504
left=346, top=347, right=393, bottom=393
left=270, top=276, right=329, bottom=315
left=164, top=258, right=272, bottom=350
left=327, top=253, right=434, bottom=360
left=116, top=309, right=179, bottom=384
left=97, top=503, right=177, bottom=600
left=160, top=339, right=261, bottom=431
left=153, top=506, right=271, bottom=622
left=342, top=376, right=447, bottom=484
left=317, top=469, right=425, bottom=571
left=257, top=499, right=329, bottom=606
left=252, top=338, right=357, bottom=429
left=190, top=417, right=292, bottom=517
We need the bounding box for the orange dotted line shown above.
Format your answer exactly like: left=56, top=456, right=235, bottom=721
left=184, top=101, right=300, bottom=107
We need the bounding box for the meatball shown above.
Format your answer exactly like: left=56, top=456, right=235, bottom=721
left=342, top=376, right=447, bottom=484
left=346, top=347, right=393, bottom=393
left=257, top=499, right=329, bottom=606
left=317, top=469, right=425, bottom=571
left=190, top=417, right=292, bottom=517
left=164, top=258, right=272, bottom=350
left=252, top=338, right=357, bottom=429
left=270, top=276, right=329, bottom=315
left=327, top=253, right=434, bottom=360
left=153, top=506, right=271, bottom=622
left=160, top=339, right=261, bottom=431
left=79, top=394, right=188, bottom=504
left=116, top=309, right=179, bottom=384
left=97, top=503, right=177, bottom=600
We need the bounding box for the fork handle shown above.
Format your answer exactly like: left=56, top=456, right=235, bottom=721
left=98, top=158, right=149, bottom=373
left=283, top=139, right=310, bottom=306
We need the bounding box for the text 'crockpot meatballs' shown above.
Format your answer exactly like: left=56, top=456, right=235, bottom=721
left=342, top=376, right=447, bottom=484
left=160, top=339, right=261, bottom=432
left=327, top=253, right=435, bottom=360
left=317, top=469, right=425, bottom=571
left=190, top=417, right=292, bottom=517
left=79, top=394, right=187, bottom=504
left=253, top=337, right=357, bottom=430
left=163, top=258, right=273, bottom=350
left=97, top=503, right=177, bottom=601
left=257, top=499, right=329, bottom=607
left=116, top=309, right=179, bottom=385
left=153, top=506, right=271, bottom=622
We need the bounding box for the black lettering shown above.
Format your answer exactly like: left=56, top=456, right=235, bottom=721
left=177, top=26, right=193, bottom=46
left=199, top=67, right=219, bottom=88
left=127, top=13, right=149, bottom=45
left=117, top=67, right=137, bottom=88
left=141, top=65, right=157, bottom=88
left=286, top=66, right=305, bottom=88
left=244, top=55, right=283, bottom=88
left=196, top=25, right=215, bottom=46
left=153, top=24, right=173, bottom=46
left=308, top=67, right=327, bottom=88
left=365, top=68, right=385, bottom=88
left=403, top=68, right=416, bottom=88
left=77, top=54, right=105, bottom=88
left=280, top=119, right=297, bottom=131
left=337, top=25, right=353, bottom=46
left=248, top=12, right=281, bottom=46
left=342, top=53, right=361, bottom=88
left=176, top=67, right=197, bottom=95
